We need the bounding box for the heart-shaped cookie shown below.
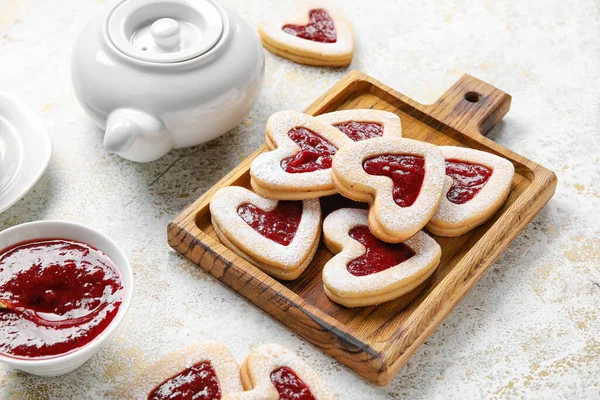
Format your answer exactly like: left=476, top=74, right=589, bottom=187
left=210, top=186, right=321, bottom=280
left=251, top=111, right=352, bottom=200
left=322, top=208, right=441, bottom=307
left=427, top=146, right=515, bottom=237
left=258, top=3, right=353, bottom=67
left=332, top=137, right=446, bottom=243
left=316, top=109, right=402, bottom=142
left=223, top=344, right=337, bottom=400
left=123, top=343, right=243, bottom=399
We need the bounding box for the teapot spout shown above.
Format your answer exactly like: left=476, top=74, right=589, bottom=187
left=104, top=115, right=139, bottom=154
left=104, top=109, right=172, bottom=162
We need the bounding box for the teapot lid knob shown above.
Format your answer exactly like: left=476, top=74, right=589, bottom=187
left=151, top=18, right=181, bottom=49
left=106, top=0, right=225, bottom=64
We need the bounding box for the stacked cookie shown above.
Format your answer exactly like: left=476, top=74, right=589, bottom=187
left=426, top=146, right=515, bottom=236
left=210, top=109, right=514, bottom=307
left=251, top=111, right=352, bottom=199
left=124, top=342, right=336, bottom=400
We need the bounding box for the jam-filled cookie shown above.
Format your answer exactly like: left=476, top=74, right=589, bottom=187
left=123, top=343, right=243, bottom=399
left=224, top=344, right=337, bottom=400
left=258, top=3, right=353, bottom=67
left=322, top=208, right=441, bottom=307
left=210, top=186, right=321, bottom=280
left=316, top=109, right=402, bottom=142
left=427, top=146, right=515, bottom=237
left=332, top=137, right=445, bottom=243
left=251, top=111, right=352, bottom=200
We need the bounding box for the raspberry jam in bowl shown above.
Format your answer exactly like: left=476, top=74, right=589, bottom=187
left=0, top=221, right=133, bottom=376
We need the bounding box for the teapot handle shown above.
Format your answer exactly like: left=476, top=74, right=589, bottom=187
left=104, top=109, right=172, bottom=162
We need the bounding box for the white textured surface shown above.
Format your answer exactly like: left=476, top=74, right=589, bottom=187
left=0, top=0, right=599, bottom=398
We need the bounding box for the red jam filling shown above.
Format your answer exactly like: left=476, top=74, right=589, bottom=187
left=238, top=201, right=303, bottom=246
left=148, top=361, right=221, bottom=400
left=282, top=9, right=337, bottom=43
left=347, top=226, right=415, bottom=276
left=0, top=239, right=123, bottom=359
left=270, top=366, right=316, bottom=400
left=363, top=154, right=426, bottom=207
left=445, top=159, right=493, bottom=204
left=281, top=127, right=338, bottom=174
left=334, top=121, right=383, bottom=142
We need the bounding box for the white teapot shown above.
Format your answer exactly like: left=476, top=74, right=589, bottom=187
left=72, top=0, right=265, bottom=162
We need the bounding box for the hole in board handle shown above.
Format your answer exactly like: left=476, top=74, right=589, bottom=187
left=464, top=91, right=482, bottom=103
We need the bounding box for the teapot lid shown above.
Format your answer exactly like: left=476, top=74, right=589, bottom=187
left=106, top=0, right=224, bottom=63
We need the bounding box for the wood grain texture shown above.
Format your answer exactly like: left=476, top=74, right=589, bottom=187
left=167, top=71, right=557, bottom=386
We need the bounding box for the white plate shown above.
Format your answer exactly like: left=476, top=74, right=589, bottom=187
left=0, top=92, right=52, bottom=213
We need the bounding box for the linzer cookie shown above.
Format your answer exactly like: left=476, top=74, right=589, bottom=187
left=258, top=3, right=353, bottom=67
left=123, top=343, right=243, bottom=399
left=427, top=146, right=515, bottom=237
left=251, top=111, right=352, bottom=200
left=224, top=344, right=337, bottom=400
left=316, top=109, right=402, bottom=142
left=210, top=186, right=321, bottom=280
left=322, top=208, right=441, bottom=307
left=332, top=137, right=445, bottom=243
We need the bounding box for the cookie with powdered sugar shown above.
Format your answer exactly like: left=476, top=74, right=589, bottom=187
left=322, top=208, right=441, bottom=308
left=210, top=186, right=321, bottom=280
left=224, top=344, right=337, bottom=400
left=426, top=146, right=515, bottom=237
left=258, top=2, right=353, bottom=67
left=316, top=109, right=402, bottom=142
left=123, top=343, right=242, bottom=399
left=332, top=137, right=445, bottom=243
left=251, top=111, right=353, bottom=200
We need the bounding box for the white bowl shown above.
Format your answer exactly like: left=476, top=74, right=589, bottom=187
left=0, top=221, right=133, bottom=376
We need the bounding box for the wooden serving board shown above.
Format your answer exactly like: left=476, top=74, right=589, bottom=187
left=168, top=71, right=557, bottom=386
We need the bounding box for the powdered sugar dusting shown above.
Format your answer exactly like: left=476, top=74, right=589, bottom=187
left=237, top=201, right=302, bottom=246
left=150, top=361, right=219, bottom=400
left=123, top=343, right=242, bottom=399
left=322, top=208, right=441, bottom=296
left=234, top=344, right=337, bottom=400
left=282, top=8, right=337, bottom=44
left=281, top=127, right=338, bottom=173
left=250, top=111, right=353, bottom=193
left=428, top=146, right=515, bottom=230
left=316, top=109, right=402, bottom=139
left=259, top=2, right=353, bottom=58
left=445, top=161, right=493, bottom=204
left=332, top=137, right=445, bottom=241
left=210, top=186, right=321, bottom=271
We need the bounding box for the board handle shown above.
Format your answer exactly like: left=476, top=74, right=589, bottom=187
left=424, top=74, right=512, bottom=138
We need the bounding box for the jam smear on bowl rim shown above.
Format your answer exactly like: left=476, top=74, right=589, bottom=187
left=281, top=127, right=338, bottom=174
left=347, top=225, right=415, bottom=277
left=0, top=239, right=124, bottom=359
left=334, top=121, right=383, bottom=142
left=148, top=361, right=221, bottom=400
left=270, top=366, right=316, bottom=400
left=237, top=201, right=303, bottom=246
left=362, top=154, right=426, bottom=207
left=445, top=159, right=493, bottom=204
left=282, top=9, right=337, bottom=43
